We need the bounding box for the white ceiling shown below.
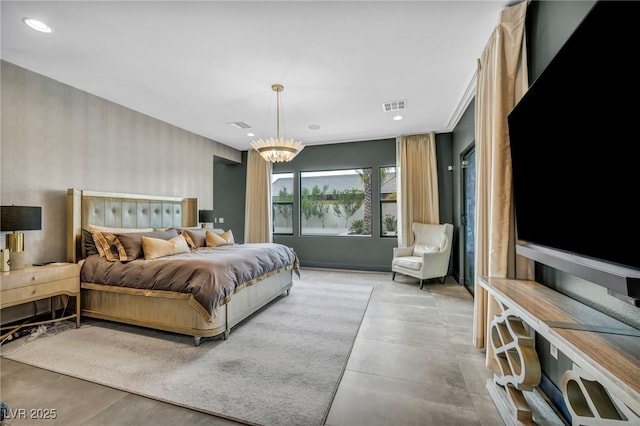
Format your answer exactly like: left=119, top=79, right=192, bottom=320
left=1, top=1, right=507, bottom=152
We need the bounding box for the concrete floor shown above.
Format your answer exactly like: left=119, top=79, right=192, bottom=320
left=0, top=268, right=503, bottom=425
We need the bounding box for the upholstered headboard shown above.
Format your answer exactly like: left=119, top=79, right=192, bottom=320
left=66, top=188, right=198, bottom=263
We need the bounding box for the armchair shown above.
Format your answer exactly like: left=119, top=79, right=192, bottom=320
left=392, top=222, right=453, bottom=289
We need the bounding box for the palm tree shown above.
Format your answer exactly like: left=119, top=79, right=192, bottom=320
left=356, top=169, right=372, bottom=235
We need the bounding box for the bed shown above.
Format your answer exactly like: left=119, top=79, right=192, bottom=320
left=66, top=188, right=298, bottom=346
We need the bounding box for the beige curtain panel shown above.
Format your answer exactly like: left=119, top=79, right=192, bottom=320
left=397, top=132, right=439, bottom=247
left=244, top=150, right=272, bottom=243
left=472, top=0, right=532, bottom=361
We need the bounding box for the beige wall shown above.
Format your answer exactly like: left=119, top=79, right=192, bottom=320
left=1, top=60, right=241, bottom=265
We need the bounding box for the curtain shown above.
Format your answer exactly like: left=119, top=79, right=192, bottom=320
left=472, top=0, right=532, bottom=365
left=244, top=150, right=272, bottom=243
left=397, top=132, right=439, bottom=247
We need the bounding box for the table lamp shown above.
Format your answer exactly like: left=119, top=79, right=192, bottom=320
left=198, top=210, right=214, bottom=228
left=1, top=205, right=42, bottom=270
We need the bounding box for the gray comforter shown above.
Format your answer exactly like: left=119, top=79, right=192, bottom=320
left=80, top=243, right=299, bottom=319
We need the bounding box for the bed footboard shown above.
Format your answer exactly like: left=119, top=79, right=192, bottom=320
left=81, top=268, right=293, bottom=345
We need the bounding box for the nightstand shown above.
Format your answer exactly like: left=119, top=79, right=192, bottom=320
left=0, top=263, right=81, bottom=332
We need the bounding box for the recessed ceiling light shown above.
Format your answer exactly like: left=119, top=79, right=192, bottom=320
left=308, top=125, right=321, bottom=130
left=22, top=18, right=52, bottom=33
left=247, top=132, right=255, bottom=137
left=393, top=115, right=403, bottom=121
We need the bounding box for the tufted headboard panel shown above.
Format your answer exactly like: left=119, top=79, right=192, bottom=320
left=67, top=188, right=198, bottom=263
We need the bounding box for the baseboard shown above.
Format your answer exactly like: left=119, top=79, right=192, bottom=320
left=299, top=261, right=391, bottom=272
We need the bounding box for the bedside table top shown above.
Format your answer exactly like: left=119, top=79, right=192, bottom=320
left=0, top=262, right=80, bottom=291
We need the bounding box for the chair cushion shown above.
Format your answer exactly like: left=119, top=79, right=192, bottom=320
left=392, top=256, right=423, bottom=271
left=413, top=244, right=440, bottom=256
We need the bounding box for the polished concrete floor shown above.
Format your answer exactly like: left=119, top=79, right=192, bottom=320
left=0, top=268, right=503, bottom=425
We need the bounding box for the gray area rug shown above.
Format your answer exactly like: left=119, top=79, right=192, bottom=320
left=1, top=280, right=372, bottom=426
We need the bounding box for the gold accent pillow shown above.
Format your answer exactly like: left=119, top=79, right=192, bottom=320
left=205, top=230, right=228, bottom=247
left=205, top=229, right=235, bottom=247
left=141, top=234, right=190, bottom=260
left=219, top=229, right=235, bottom=244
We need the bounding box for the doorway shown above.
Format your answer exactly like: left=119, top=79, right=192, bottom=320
left=462, top=147, right=476, bottom=295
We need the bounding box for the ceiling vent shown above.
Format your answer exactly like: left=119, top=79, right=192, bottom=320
left=382, top=99, right=407, bottom=112
left=227, top=121, right=252, bottom=129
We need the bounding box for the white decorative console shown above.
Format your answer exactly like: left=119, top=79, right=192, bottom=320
left=479, top=276, right=640, bottom=425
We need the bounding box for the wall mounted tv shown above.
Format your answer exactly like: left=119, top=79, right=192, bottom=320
left=508, top=1, right=640, bottom=303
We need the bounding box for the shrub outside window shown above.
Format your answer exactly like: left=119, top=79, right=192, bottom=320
left=300, top=169, right=372, bottom=236
left=272, top=172, right=293, bottom=235
left=380, top=166, right=397, bottom=237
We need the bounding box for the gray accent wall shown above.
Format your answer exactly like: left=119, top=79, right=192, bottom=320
left=271, top=139, right=397, bottom=271
left=268, top=136, right=455, bottom=272
left=213, top=153, right=247, bottom=244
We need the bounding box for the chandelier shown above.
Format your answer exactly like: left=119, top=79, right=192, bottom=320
left=251, top=83, right=304, bottom=163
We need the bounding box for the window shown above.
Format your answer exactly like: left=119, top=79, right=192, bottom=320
left=380, top=166, right=397, bottom=236
left=272, top=172, right=293, bottom=235
left=300, top=169, right=371, bottom=236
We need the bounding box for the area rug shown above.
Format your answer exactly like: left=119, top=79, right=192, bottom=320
left=1, top=280, right=372, bottom=426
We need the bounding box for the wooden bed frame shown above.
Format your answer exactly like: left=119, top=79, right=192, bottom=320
left=66, top=188, right=293, bottom=346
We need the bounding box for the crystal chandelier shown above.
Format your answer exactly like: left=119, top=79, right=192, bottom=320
left=251, top=84, right=304, bottom=163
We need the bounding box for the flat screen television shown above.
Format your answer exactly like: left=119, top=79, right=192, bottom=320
left=508, top=1, right=640, bottom=301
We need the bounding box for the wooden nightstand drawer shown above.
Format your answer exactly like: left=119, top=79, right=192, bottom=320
left=1, top=263, right=79, bottom=291
left=0, top=263, right=80, bottom=309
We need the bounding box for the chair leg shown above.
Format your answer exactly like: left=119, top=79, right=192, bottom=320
left=392, top=271, right=396, bottom=281
left=420, top=279, right=424, bottom=290
left=442, top=275, right=446, bottom=285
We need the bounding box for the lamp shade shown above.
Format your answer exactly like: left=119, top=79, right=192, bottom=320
left=198, top=210, right=215, bottom=224
left=1, top=206, right=42, bottom=231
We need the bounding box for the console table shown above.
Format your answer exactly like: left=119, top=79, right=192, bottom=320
left=479, top=276, right=640, bottom=425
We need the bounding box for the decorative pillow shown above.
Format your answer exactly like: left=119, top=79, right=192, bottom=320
left=92, top=231, right=128, bottom=261
left=205, top=229, right=234, bottom=247
left=413, top=244, right=440, bottom=256
left=141, top=234, right=190, bottom=260
left=88, top=225, right=155, bottom=257
left=220, top=229, right=235, bottom=244
left=82, top=228, right=99, bottom=256
left=205, top=230, right=228, bottom=247
left=116, top=229, right=179, bottom=261
left=180, top=228, right=207, bottom=249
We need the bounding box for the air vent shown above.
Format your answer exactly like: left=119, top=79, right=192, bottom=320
left=227, top=121, right=252, bottom=129
left=382, top=99, right=407, bottom=112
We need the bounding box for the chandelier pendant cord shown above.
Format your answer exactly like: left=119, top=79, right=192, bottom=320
left=273, top=83, right=283, bottom=140
left=250, top=83, right=304, bottom=163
